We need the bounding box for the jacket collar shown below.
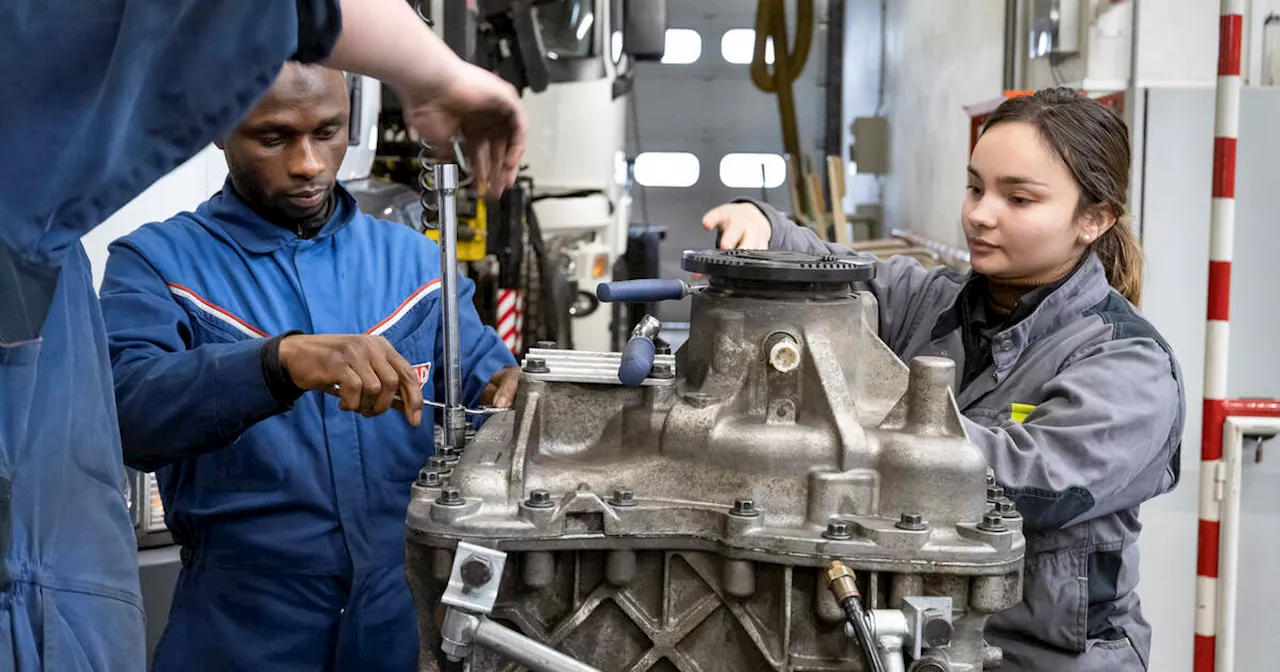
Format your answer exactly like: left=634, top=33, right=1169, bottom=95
left=196, top=179, right=359, bottom=254
left=930, top=253, right=1112, bottom=371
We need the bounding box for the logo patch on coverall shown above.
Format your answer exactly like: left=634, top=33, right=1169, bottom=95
left=414, top=363, right=431, bottom=388
left=1010, top=403, right=1036, bottom=423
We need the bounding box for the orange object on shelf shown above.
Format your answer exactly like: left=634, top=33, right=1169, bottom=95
left=964, top=90, right=1126, bottom=154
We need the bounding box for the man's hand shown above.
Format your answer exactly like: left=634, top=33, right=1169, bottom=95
left=701, top=203, right=773, bottom=250
left=399, top=62, right=527, bottom=199
left=279, top=334, right=424, bottom=427
left=481, top=366, right=520, bottom=409
left=323, top=0, right=528, bottom=199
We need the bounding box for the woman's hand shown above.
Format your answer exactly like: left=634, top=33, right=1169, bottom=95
left=700, top=202, right=773, bottom=249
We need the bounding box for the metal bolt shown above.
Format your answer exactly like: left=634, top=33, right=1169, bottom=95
left=650, top=362, right=675, bottom=379
left=823, top=520, right=853, bottom=540
left=921, top=609, right=953, bottom=648
left=985, top=469, right=995, bottom=486
left=998, top=498, right=1021, bottom=519
left=436, top=487, right=463, bottom=506
left=535, top=340, right=558, bottom=349
left=978, top=511, right=1006, bottom=532
left=985, top=485, right=1004, bottom=502
left=427, top=455, right=452, bottom=471
left=655, top=340, right=672, bottom=355
left=524, top=357, right=550, bottom=374
left=525, top=489, right=554, bottom=509
left=896, top=512, right=928, bottom=531
left=459, top=555, right=493, bottom=588
left=611, top=488, right=636, bottom=507
left=416, top=469, right=443, bottom=487
left=730, top=498, right=759, bottom=517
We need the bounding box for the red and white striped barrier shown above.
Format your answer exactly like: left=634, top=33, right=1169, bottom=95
left=1194, top=2, right=1244, bottom=670
left=497, top=288, right=523, bottom=354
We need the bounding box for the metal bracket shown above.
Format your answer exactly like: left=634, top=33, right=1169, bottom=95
left=442, top=541, right=507, bottom=614
left=901, top=596, right=954, bottom=660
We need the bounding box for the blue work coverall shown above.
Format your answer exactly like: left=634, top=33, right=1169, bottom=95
left=0, top=2, right=339, bottom=669
left=99, top=182, right=516, bottom=670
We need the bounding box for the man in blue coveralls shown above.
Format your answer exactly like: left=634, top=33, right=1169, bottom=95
left=99, top=61, right=519, bottom=671
left=0, top=1, right=526, bottom=669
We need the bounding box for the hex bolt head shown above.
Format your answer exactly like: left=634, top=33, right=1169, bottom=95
left=896, top=512, right=928, bottom=531
left=730, top=498, right=759, bottom=517
left=460, top=555, right=493, bottom=588
left=654, top=340, right=672, bottom=355
left=650, top=362, right=675, bottom=379
left=436, top=487, right=463, bottom=506
left=998, top=498, right=1021, bottom=519
left=416, top=469, right=443, bottom=487
left=526, top=489, right=554, bottom=509
left=427, top=455, right=452, bottom=471
left=823, top=520, right=853, bottom=540
left=986, top=485, right=1004, bottom=502
left=921, top=609, right=953, bottom=648
left=979, top=511, right=1006, bottom=532
left=535, top=340, right=559, bottom=349
left=523, top=357, right=550, bottom=374
left=986, top=469, right=996, bottom=486
left=611, top=488, right=636, bottom=507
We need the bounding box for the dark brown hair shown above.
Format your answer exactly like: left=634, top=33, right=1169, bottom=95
left=980, top=87, right=1143, bottom=304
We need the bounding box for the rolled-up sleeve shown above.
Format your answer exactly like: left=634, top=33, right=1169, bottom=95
left=294, top=0, right=343, bottom=63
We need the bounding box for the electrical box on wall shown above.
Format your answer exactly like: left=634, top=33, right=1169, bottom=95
left=849, top=116, right=889, bottom=175
left=1029, top=0, right=1082, bottom=58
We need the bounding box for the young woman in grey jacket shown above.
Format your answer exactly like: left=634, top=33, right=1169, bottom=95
left=701, top=88, right=1184, bottom=671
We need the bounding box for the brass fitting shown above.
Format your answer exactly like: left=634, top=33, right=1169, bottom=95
left=824, top=560, right=860, bottom=603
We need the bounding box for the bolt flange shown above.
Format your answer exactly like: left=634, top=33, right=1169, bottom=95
left=978, top=511, right=1007, bottom=532
left=823, top=520, right=853, bottom=540
left=524, top=357, right=550, bottom=374
left=729, top=498, right=759, bottom=517
left=611, top=488, right=636, bottom=507
left=525, top=489, right=554, bottom=509
left=436, top=487, right=464, bottom=506
left=896, top=512, right=928, bottom=531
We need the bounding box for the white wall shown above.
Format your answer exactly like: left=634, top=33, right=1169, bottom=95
left=879, top=0, right=1006, bottom=248
left=81, top=146, right=228, bottom=289
left=1135, top=0, right=1219, bottom=86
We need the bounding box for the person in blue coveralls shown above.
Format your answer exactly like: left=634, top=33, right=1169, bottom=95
left=98, top=60, right=520, bottom=671
left=0, top=1, right=525, bottom=670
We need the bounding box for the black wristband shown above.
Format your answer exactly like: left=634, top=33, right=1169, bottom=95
left=260, top=330, right=306, bottom=406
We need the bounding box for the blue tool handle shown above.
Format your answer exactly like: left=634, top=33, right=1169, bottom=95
left=618, top=336, right=656, bottom=386
left=597, top=279, right=685, bottom=303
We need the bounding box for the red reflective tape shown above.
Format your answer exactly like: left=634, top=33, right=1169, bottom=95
left=1198, top=519, right=1221, bottom=578
left=1194, top=634, right=1216, bottom=672
left=498, top=305, right=518, bottom=326
left=1206, top=261, right=1231, bottom=321
left=1202, top=398, right=1226, bottom=461
left=1212, top=138, right=1237, bottom=198
left=1218, top=14, right=1243, bottom=76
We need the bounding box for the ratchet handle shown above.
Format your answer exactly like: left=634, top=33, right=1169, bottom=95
left=618, top=336, right=656, bottom=387
left=597, top=279, right=687, bottom=303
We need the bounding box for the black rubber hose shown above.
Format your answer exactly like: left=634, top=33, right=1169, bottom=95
left=840, top=596, right=886, bottom=672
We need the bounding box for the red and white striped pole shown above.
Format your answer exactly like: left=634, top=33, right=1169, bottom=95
left=497, top=288, right=523, bottom=355
left=1194, top=2, right=1243, bottom=670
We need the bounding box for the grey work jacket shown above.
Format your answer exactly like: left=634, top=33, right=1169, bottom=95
left=759, top=206, right=1184, bottom=671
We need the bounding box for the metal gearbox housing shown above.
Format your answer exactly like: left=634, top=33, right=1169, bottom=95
left=407, top=250, right=1025, bottom=671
